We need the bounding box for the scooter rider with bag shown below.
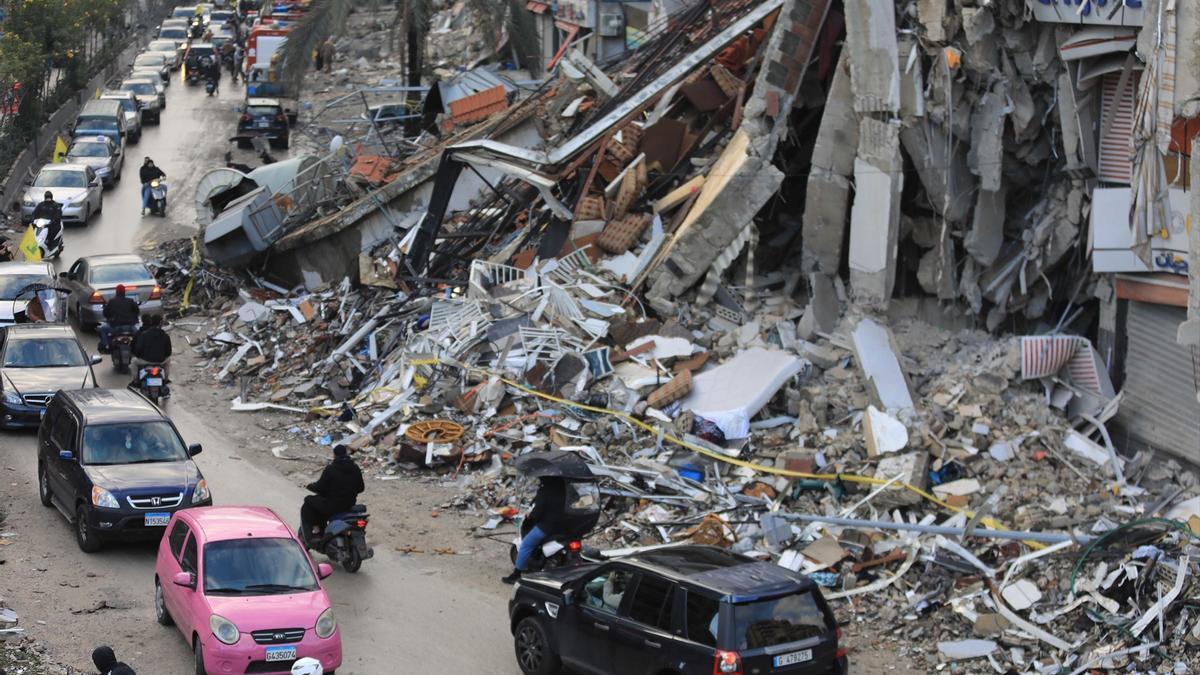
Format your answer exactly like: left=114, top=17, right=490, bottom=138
left=139, top=158, right=165, bottom=216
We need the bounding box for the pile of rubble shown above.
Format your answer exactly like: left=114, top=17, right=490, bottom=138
left=179, top=0, right=1200, bottom=668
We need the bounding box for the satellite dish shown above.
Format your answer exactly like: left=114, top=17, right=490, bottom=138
left=195, top=167, right=250, bottom=222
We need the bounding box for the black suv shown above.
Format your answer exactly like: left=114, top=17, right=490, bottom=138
left=509, top=546, right=846, bottom=675
left=37, top=388, right=211, bottom=552
left=237, top=97, right=290, bottom=149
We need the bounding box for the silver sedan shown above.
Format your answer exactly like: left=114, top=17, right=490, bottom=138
left=65, top=136, right=123, bottom=188
left=20, top=164, right=103, bottom=225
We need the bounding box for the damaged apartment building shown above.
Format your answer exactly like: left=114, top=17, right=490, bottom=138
left=198, top=0, right=1199, bottom=464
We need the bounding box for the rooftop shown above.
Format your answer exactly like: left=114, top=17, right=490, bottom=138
left=188, top=506, right=294, bottom=542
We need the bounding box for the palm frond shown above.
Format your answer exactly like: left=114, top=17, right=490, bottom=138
left=279, top=0, right=353, bottom=84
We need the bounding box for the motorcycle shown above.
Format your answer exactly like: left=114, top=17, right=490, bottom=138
left=110, top=325, right=136, bottom=373
left=509, top=451, right=602, bottom=573
left=130, top=363, right=169, bottom=406
left=300, top=505, right=374, bottom=573
left=205, top=77, right=217, bottom=96
left=508, top=517, right=595, bottom=572
left=31, top=218, right=63, bottom=260
left=148, top=179, right=167, bottom=216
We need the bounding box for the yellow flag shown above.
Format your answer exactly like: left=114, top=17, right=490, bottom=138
left=19, top=225, right=42, bottom=262
left=52, top=135, right=68, bottom=163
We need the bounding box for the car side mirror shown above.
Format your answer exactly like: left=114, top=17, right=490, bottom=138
left=89, top=354, right=102, bottom=365
left=188, top=443, right=202, bottom=456
left=317, top=563, right=333, bottom=580
left=562, top=588, right=575, bottom=607
left=173, top=571, right=196, bottom=589
left=58, top=271, right=72, bottom=280
left=91, top=178, right=101, bottom=188
left=58, top=450, right=75, bottom=461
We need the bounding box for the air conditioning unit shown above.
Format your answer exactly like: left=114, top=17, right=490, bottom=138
left=598, top=11, right=623, bottom=37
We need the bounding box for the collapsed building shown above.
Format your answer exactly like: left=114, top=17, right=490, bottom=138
left=166, top=0, right=1200, bottom=669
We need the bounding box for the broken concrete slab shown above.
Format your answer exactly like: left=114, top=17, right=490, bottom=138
left=844, top=0, right=900, bottom=113
left=967, top=81, right=1010, bottom=192
left=899, top=120, right=975, bottom=224
left=864, top=405, right=908, bottom=456
left=916, top=224, right=957, bottom=300
left=965, top=187, right=1007, bottom=267
left=851, top=318, right=915, bottom=413
left=797, top=273, right=840, bottom=339
left=874, top=451, right=929, bottom=507
left=848, top=119, right=904, bottom=305
left=679, top=347, right=808, bottom=439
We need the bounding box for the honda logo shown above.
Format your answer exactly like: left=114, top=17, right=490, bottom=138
left=151, top=497, right=161, bottom=506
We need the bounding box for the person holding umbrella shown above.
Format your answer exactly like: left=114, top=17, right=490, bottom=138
left=502, top=450, right=600, bottom=584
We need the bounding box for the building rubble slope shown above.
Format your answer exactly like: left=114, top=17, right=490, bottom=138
left=159, top=0, right=1200, bottom=670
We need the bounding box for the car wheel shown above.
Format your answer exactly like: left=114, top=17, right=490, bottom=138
left=155, top=578, right=174, bottom=626
left=514, top=616, right=560, bottom=675
left=194, top=636, right=208, bottom=675
left=38, top=462, right=52, bottom=507
left=75, top=504, right=101, bottom=553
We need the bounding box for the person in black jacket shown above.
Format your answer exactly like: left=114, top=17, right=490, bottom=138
left=30, top=191, right=63, bottom=253
left=301, top=444, right=364, bottom=543
left=92, top=645, right=136, bottom=675
left=503, top=477, right=571, bottom=584
left=98, top=285, right=140, bottom=352
left=139, top=158, right=165, bottom=216
left=132, top=314, right=173, bottom=390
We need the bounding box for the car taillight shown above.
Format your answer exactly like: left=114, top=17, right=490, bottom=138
left=567, top=540, right=582, bottom=553
left=240, top=113, right=251, bottom=122
left=836, top=627, right=847, bottom=659
left=355, top=519, right=367, bottom=529
left=713, top=650, right=742, bottom=675
left=149, top=285, right=162, bottom=300
left=89, top=291, right=104, bottom=304
left=275, top=113, right=286, bottom=122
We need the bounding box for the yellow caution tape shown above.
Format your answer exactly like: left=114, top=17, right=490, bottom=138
left=179, top=236, right=200, bottom=312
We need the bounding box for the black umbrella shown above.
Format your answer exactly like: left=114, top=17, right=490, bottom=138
left=514, top=450, right=594, bottom=480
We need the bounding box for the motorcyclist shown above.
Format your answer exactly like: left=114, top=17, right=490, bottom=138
left=203, top=56, right=221, bottom=94
left=30, top=190, right=63, bottom=251
left=97, top=284, right=140, bottom=354
left=92, top=645, right=136, bottom=675
left=502, top=476, right=592, bottom=584
left=301, top=444, right=364, bottom=545
left=139, top=158, right=165, bottom=216
left=132, top=313, right=173, bottom=392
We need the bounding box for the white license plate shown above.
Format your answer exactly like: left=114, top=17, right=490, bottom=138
left=144, top=512, right=170, bottom=526
left=145, top=377, right=164, bottom=386
left=256, top=120, right=269, bottom=128
left=773, top=650, right=813, bottom=667
left=265, top=646, right=297, bottom=662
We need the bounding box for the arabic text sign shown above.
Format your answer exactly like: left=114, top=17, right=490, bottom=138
left=1026, top=0, right=1144, bottom=27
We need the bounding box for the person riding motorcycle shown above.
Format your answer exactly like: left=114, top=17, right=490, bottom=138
left=97, top=284, right=140, bottom=353
left=301, top=444, right=364, bottom=544
left=139, top=158, right=165, bottom=216
left=30, top=190, right=64, bottom=253
left=202, top=56, right=221, bottom=94
left=92, top=645, right=136, bottom=675
left=502, top=476, right=598, bottom=584
left=132, top=313, right=172, bottom=391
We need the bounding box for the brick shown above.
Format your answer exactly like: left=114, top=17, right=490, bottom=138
left=647, top=369, right=692, bottom=408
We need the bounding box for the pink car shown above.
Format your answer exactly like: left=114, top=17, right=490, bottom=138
left=154, top=506, right=343, bottom=674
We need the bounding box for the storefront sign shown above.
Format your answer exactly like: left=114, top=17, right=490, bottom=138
left=1026, top=0, right=1144, bottom=27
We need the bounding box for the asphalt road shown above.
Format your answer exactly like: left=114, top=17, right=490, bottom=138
left=1, top=67, right=518, bottom=674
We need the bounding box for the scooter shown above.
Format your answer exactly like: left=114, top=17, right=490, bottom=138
left=110, top=325, right=136, bottom=373
left=31, top=218, right=63, bottom=260
left=148, top=179, right=167, bottom=216
left=509, top=517, right=597, bottom=572
left=130, top=363, right=169, bottom=406
left=205, top=77, right=217, bottom=96
left=300, top=505, right=374, bottom=573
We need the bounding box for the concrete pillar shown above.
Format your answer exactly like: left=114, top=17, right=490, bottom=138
left=848, top=119, right=904, bottom=306
left=843, top=0, right=899, bottom=113
left=800, top=52, right=856, bottom=275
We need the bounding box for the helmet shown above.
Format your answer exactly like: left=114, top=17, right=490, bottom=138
left=44, top=191, right=53, bottom=200
left=290, top=658, right=323, bottom=675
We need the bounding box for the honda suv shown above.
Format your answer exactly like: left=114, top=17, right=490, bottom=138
left=37, top=388, right=212, bottom=552
left=508, top=546, right=846, bottom=675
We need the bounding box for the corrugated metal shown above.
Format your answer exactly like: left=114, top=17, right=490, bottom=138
left=1098, top=72, right=1136, bottom=184
left=1115, top=301, right=1200, bottom=463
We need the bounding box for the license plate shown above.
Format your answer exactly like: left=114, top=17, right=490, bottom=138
left=773, top=650, right=813, bottom=667
left=145, top=377, right=163, bottom=387
left=144, top=512, right=170, bottom=526
left=256, top=120, right=269, bottom=128
left=265, top=646, right=297, bottom=662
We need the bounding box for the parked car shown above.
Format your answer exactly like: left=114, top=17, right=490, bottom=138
left=508, top=545, right=847, bottom=675
left=60, top=254, right=162, bottom=330
left=0, top=323, right=99, bottom=430
left=37, top=388, right=211, bottom=552
left=72, top=99, right=129, bottom=146
left=65, top=136, right=122, bottom=188
left=133, top=52, right=173, bottom=85
left=237, top=98, right=289, bottom=149
left=120, top=78, right=163, bottom=123
left=20, top=164, right=103, bottom=225
left=98, top=91, right=143, bottom=144
left=0, top=261, right=56, bottom=327
left=146, top=39, right=184, bottom=67
left=154, top=506, right=342, bottom=674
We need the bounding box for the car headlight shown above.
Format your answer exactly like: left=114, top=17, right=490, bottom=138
left=68, top=194, right=87, bottom=205
left=314, top=608, right=336, bottom=639
left=95, top=167, right=110, bottom=176
left=91, top=486, right=119, bottom=509
left=191, top=479, right=210, bottom=504
left=210, top=614, right=240, bottom=645
left=2, top=391, right=22, bottom=406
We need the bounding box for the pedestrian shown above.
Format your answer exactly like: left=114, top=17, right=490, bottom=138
left=233, top=42, right=245, bottom=83
left=92, top=646, right=136, bottom=675
left=318, top=37, right=336, bottom=72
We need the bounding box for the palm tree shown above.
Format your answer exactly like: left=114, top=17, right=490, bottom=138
left=280, top=0, right=540, bottom=133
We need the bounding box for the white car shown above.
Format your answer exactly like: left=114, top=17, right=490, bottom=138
left=20, top=164, right=103, bottom=225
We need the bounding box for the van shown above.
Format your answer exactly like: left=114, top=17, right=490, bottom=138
left=73, top=99, right=128, bottom=147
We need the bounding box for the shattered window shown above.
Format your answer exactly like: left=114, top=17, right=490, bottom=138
left=581, top=568, right=634, bottom=615
left=732, top=592, right=830, bottom=650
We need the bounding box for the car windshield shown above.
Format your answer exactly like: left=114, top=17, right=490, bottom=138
left=159, top=28, right=187, bottom=39
left=0, top=274, right=50, bottom=300
left=33, top=170, right=86, bottom=188
left=89, top=263, right=153, bottom=285
left=204, top=538, right=319, bottom=595
left=172, top=8, right=195, bottom=17
left=81, top=421, right=189, bottom=465
left=76, top=118, right=117, bottom=132
left=3, top=337, right=87, bottom=368
left=104, top=98, right=137, bottom=114
left=135, top=55, right=165, bottom=67
left=247, top=106, right=280, bottom=118
left=68, top=143, right=110, bottom=158
left=149, top=41, right=177, bottom=51
left=731, top=592, right=831, bottom=650
left=122, top=82, right=156, bottom=95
